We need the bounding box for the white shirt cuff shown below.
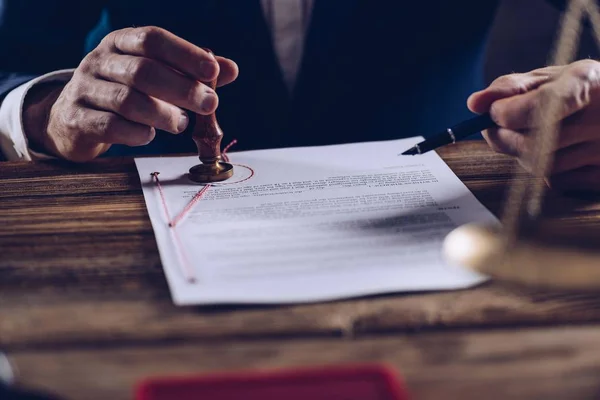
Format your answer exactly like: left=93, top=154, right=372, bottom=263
left=0, top=69, right=75, bottom=161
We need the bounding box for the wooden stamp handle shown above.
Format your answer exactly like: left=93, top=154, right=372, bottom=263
left=189, top=48, right=223, bottom=163
left=187, top=48, right=233, bottom=184
left=190, top=77, right=223, bottom=164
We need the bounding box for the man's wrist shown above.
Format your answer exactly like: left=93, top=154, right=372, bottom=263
left=22, top=82, right=66, bottom=156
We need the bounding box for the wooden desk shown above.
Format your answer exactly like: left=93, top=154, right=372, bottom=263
left=2, top=141, right=600, bottom=400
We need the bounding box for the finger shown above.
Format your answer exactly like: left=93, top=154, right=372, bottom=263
left=79, top=80, right=189, bottom=134
left=96, top=53, right=218, bottom=115
left=551, top=141, right=600, bottom=175
left=467, top=67, right=561, bottom=114
left=547, top=165, right=600, bottom=193
left=215, top=56, right=239, bottom=87
left=482, top=127, right=529, bottom=157
left=77, top=108, right=156, bottom=147
left=555, top=111, right=600, bottom=148
left=489, top=60, right=600, bottom=130
left=109, top=27, right=220, bottom=82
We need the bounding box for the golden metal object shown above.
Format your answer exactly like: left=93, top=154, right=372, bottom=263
left=444, top=223, right=600, bottom=290
left=189, top=160, right=233, bottom=183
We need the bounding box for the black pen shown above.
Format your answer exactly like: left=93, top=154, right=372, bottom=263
left=401, top=113, right=496, bottom=155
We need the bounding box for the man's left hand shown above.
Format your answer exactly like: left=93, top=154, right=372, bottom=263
left=468, top=59, right=600, bottom=192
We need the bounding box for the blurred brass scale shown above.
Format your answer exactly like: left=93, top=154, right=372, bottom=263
left=444, top=0, right=600, bottom=290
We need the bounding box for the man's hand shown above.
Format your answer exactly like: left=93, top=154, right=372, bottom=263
left=468, top=59, right=600, bottom=192
left=24, top=26, right=239, bottom=162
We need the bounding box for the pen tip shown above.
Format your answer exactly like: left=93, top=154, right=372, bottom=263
left=400, top=146, right=418, bottom=156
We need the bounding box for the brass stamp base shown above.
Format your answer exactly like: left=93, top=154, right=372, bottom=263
left=188, top=162, right=234, bottom=183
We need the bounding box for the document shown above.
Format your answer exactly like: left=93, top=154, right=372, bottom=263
left=135, top=137, right=496, bottom=305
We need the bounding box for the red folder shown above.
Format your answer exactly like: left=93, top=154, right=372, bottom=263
left=135, top=363, right=409, bottom=400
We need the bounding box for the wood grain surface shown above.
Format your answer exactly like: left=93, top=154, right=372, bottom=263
left=11, top=326, right=600, bottom=400
left=2, top=141, right=600, bottom=399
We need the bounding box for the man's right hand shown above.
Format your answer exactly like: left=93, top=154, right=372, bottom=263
left=24, top=26, right=239, bottom=162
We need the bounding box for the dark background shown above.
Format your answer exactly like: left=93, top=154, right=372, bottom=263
left=486, top=0, right=600, bottom=82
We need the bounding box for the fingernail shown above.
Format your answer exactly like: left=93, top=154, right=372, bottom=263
left=177, top=111, right=189, bottom=133
left=200, top=89, right=217, bottom=114
left=142, top=128, right=156, bottom=145
left=203, top=48, right=216, bottom=59
left=200, top=61, right=218, bottom=80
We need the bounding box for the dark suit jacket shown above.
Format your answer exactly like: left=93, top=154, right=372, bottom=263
left=0, top=1, right=503, bottom=156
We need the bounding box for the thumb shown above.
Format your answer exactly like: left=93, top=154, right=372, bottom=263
left=467, top=67, right=560, bottom=114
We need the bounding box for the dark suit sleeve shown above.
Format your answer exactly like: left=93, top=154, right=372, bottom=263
left=546, top=0, right=565, bottom=9
left=0, top=0, right=105, bottom=100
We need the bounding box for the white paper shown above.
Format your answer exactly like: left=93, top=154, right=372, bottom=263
left=135, top=137, right=496, bottom=305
